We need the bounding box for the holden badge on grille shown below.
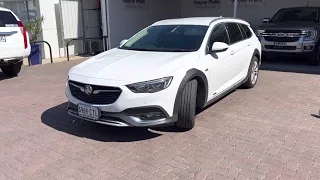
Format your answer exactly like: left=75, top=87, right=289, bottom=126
left=84, top=85, right=93, bottom=95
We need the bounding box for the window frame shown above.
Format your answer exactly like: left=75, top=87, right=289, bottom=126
left=225, top=22, right=245, bottom=45
left=205, top=22, right=230, bottom=54
left=238, top=23, right=253, bottom=39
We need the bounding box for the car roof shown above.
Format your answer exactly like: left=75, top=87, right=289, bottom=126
left=152, top=17, right=249, bottom=26
left=0, top=7, right=11, bottom=12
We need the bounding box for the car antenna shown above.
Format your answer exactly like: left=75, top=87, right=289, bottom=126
left=306, top=1, right=309, bottom=6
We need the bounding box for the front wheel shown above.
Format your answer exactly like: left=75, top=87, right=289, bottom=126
left=175, top=79, right=198, bottom=130
left=308, top=50, right=320, bottom=66
left=242, top=56, right=259, bottom=89
left=0, top=60, right=23, bottom=76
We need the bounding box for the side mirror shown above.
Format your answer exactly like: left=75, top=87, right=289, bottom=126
left=263, top=18, right=270, bottom=23
left=210, top=42, right=229, bottom=53
left=120, top=39, right=128, bottom=46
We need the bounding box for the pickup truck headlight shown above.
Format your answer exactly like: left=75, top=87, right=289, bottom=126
left=302, top=30, right=317, bottom=41
left=256, top=29, right=265, bottom=37
left=126, top=77, right=173, bottom=93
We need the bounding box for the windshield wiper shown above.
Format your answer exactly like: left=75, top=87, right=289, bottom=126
left=171, top=49, right=192, bottom=52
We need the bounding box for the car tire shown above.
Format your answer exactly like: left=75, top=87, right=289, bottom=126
left=176, top=79, right=198, bottom=130
left=307, top=49, right=320, bottom=66
left=242, top=56, right=259, bottom=89
left=1, top=60, right=23, bottom=76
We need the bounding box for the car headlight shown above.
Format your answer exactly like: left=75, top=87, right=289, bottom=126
left=126, top=77, right=173, bottom=93
left=302, top=29, right=317, bottom=41
left=256, top=29, right=265, bottom=37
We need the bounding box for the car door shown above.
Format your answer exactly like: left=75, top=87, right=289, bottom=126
left=0, top=10, right=25, bottom=59
left=200, top=23, right=235, bottom=100
left=224, top=22, right=248, bottom=86
left=238, top=23, right=255, bottom=75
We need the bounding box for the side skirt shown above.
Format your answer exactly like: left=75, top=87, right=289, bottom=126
left=204, top=77, right=247, bottom=108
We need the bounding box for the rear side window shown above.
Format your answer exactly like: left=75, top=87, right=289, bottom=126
left=0, top=11, right=18, bottom=27
left=239, top=24, right=252, bottom=38
left=225, top=23, right=244, bottom=44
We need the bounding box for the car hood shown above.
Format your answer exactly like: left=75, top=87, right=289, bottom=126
left=69, top=48, right=198, bottom=83
left=258, top=21, right=319, bottom=30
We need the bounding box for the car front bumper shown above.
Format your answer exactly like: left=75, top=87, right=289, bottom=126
left=67, top=102, right=178, bottom=127
left=261, top=37, right=317, bottom=54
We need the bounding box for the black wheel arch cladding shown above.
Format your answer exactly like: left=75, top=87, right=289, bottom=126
left=173, top=68, right=208, bottom=115
left=252, top=48, right=260, bottom=64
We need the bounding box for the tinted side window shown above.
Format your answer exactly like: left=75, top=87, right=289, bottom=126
left=0, top=11, right=18, bottom=27
left=239, top=24, right=252, bottom=38
left=208, top=24, right=229, bottom=46
left=226, top=23, right=244, bottom=44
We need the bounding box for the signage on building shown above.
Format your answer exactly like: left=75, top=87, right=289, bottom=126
left=230, top=0, right=263, bottom=8
left=123, top=0, right=146, bottom=8
left=193, top=0, right=221, bottom=8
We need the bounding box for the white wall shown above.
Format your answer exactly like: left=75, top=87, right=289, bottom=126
left=37, top=0, right=61, bottom=59
left=38, top=0, right=102, bottom=59
left=181, top=0, right=320, bottom=29
left=107, top=0, right=180, bottom=48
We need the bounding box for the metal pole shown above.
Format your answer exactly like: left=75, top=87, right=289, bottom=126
left=101, top=0, right=108, bottom=51
left=233, top=0, right=238, bottom=18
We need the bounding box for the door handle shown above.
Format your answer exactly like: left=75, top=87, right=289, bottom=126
left=230, top=50, right=235, bottom=55
left=247, top=43, right=251, bottom=46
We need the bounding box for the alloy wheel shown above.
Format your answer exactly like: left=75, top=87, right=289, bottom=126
left=251, top=60, right=259, bottom=85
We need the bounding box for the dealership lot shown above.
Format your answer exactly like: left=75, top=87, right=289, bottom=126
left=1, top=60, right=320, bottom=180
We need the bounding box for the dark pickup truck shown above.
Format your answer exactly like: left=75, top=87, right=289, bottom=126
left=256, top=6, right=320, bottom=66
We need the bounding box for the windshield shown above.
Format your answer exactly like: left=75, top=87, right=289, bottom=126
left=119, top=25, right=209, bottom=52
left=271, top=8, right=319, bottom=22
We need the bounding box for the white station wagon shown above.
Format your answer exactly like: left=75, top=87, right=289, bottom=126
left=66, top=17, right=262, bottom=130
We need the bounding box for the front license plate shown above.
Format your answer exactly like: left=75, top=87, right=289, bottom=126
left=0, top=36, right=6, bottom=42
left=274, top=42, right=287, bottom=46
left=78, top=104, right=100, bottom=120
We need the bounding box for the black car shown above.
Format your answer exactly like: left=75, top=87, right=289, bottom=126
left=256, top=6, right=320, bottom=66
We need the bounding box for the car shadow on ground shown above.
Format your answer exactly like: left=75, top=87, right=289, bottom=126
left=311, top=114, right=320, bottom=119
left=41, top=103, right=162, bottom=142
left=0, top=72, right=16, bottom=81
left=260, top=57, right=320, bottom=75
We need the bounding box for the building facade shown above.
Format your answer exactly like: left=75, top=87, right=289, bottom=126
left=1, top=0, right=320, bottom=59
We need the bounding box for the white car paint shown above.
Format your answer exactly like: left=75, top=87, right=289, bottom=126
left=66, top=17, right=261, bottom=128
left=0, top=7, right=31, bottom=61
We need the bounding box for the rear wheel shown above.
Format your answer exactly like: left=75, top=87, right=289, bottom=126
left=242, top=56, right=259, bottom=89
left=1, top=60, right=23, bottom=76
left=176, top=79, right=198, bottom=130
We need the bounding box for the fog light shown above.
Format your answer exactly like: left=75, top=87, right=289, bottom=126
left=304, top=45, right=313, bottom=51
left=133, top=112, right=165, bottom=121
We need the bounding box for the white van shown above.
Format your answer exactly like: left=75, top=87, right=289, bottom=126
left=0, top=7, right=30, bottom=76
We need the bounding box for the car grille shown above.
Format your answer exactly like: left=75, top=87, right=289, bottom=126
left=265, top=30, right=301, bottom=33
left=264, top=36, right=300, bottom=42
left=265, top=45, right=296, bottom=50
left=263, top=29, right=301, bottom=42
left=68, top=80, right=122, bottom=105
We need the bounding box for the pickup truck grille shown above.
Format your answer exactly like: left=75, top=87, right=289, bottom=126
left=264, top=36, right=300, bottom=42
left=265, top=30, right=301, bottom=33
left=262, top=29, right=302, bottom=42
left=68, top=80, right=122, bottom=105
